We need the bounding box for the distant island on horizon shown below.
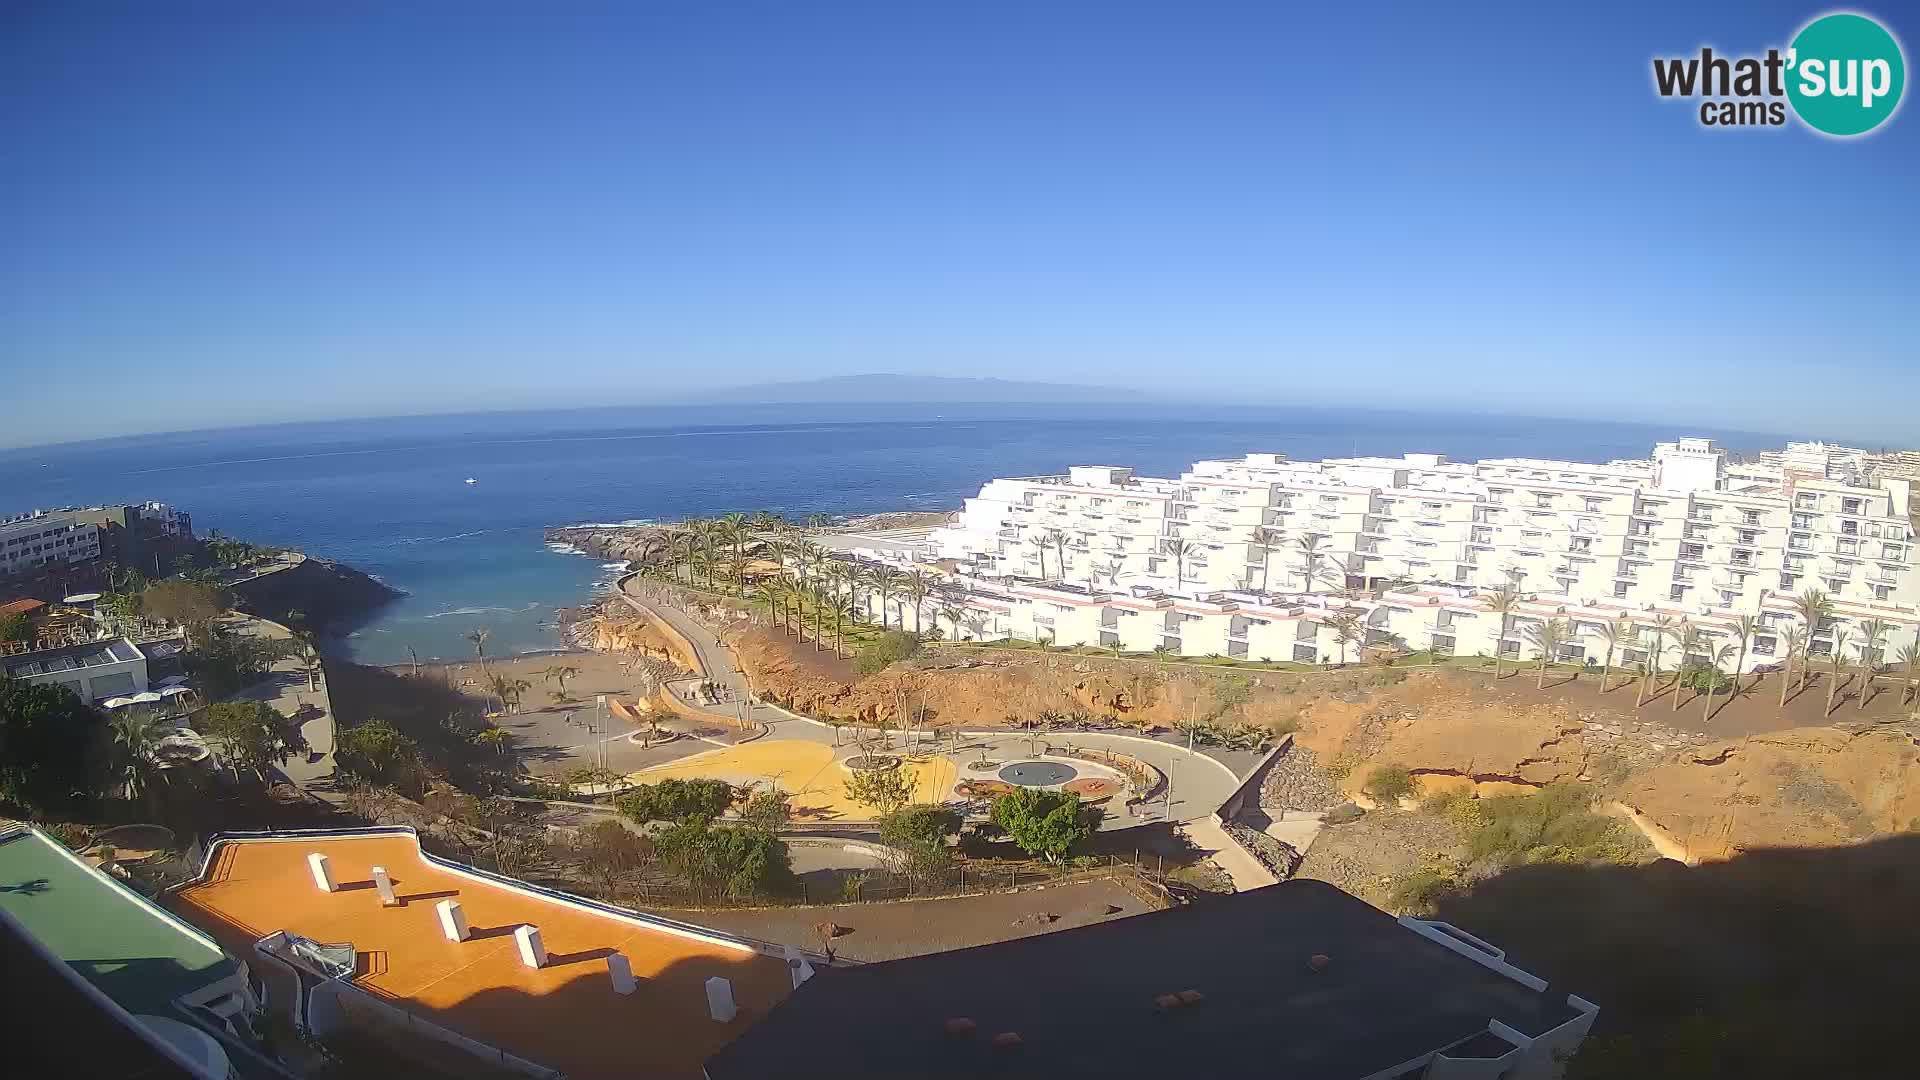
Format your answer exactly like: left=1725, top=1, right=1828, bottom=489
left=672, top=373, right=1156, bottom=405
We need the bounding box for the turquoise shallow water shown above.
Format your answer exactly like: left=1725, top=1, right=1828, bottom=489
left=0, top=403, right=1789, bottom=663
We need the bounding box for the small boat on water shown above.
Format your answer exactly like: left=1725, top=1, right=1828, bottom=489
left=464, top=477, right=478, bottom=485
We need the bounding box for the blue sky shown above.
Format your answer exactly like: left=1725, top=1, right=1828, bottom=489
left=3, top=1, right=1914, bottom=448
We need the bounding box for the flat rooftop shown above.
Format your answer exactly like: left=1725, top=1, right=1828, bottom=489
left=707, top=878, right=1582, bottom=1080
left=1, top=636, right=142, bottom=677
left=0, top=826, right=236, bottom=1017
left=169, top=831, right=793, bottom=1080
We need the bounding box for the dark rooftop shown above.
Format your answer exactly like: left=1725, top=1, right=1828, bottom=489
left=705, top=879, right=1582, bottom=1080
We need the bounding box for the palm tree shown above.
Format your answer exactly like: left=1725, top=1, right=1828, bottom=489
left=1522, top=617, right=1569, bottom=688
left=1163, top=537, right=1192, bottom=592
left=110, top=712, right=167, bottom=804
left=1026, top=535, right=1049, bottom=580
left=475, top=726, right=513, bottom=758
left=1595, top=616, right=1632, bottom=692
left=755, top=580, right=787, bottom=635
left=937, top=603, right=963, bottom=641
left=1790, top=589, right=1832, bottom=692
left=489, top=674, right=531, bottom=713
left=903, top=569, right=934, bottom=636
left=1249, top=527, right=1282, bottom=592
left=1671, top=622, right=1699, bottom=713
left=868, top=565, right=901, bottom=629
left=963, top=612, right=990, bottom=643
left=669, top=530, right=697, bottom=586
left=1777, top=625, right=1808, bottom=708
left=1824, top=628, right=1852, bottom=716
left=1294, top=533, right=1330, bottom=594
left=1700, top=642, right=1737, bottom=724
left=1729, top=615, right=1759, bottom=695
left=1854, top=618, right=1891, bottom=711
left=1636, top=618, right=1671, bottom=708
left=719, top=513, right=751, bottom=594
left=1481, top=586, right=1521, bottom=678
left=1898, top=640, right=1920, bottom=705
left=1043, top=530, right=1070, bottom=583
left=542, top=664, right=579, bottom=700
left=812, top=583, right=838, bottom=653
left=465, top=627, right=491, bottom=672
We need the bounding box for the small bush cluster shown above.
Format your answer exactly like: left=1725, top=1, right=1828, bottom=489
left=854, top=630, right=922, bottom=674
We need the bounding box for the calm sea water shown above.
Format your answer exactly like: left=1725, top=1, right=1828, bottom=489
left=0, top=404, right=1792, bottom=663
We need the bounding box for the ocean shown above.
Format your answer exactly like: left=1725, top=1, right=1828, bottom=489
left=0, top=403, right=1793, bottom=664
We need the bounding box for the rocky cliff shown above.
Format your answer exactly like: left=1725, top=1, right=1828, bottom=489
left=545, top=525, right=675, bottom=566
left=229, top=555, right=402, bottom=643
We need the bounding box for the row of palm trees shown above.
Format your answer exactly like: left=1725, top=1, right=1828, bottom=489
left=1478, top=585, right=1919, bottom=719
left=1020, top=524, right=1342, bottom=596
left=645, top=515, right=993, bottom=654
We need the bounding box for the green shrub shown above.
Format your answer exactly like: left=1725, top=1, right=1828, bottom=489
left=854, top=630, right=921, bottom=674
left=615, top=777, right=736, bottom=824
left=1678, top=664, right=1733, bottom=693
left=988, top=788, right=1091, bottom=863
left=1386, top=864, right=1460, bottom=915
left=1464, top=783, right=1646, bottom=866
left=1364, top=764, right=1416, bottom=802
left=878, top=804, right=961, bottom=851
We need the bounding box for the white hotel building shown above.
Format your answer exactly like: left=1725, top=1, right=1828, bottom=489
left=854, top=439, right=1919, bottom=672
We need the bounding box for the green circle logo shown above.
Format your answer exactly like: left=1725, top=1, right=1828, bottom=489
left=1786, top=12, right=1906, bottom=136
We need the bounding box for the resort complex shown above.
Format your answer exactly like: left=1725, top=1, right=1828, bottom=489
left=824, top=438, right=1920, bottom=672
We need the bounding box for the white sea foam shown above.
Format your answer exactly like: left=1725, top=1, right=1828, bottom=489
left=600, top=561, right=631, bottom=571
left=420, top=605, right=517, bottom=620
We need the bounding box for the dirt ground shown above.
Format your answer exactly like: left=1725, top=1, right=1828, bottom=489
left=669, top=877, right=1156, bottom=962
left=1292, top=811, right=1471, bottom=908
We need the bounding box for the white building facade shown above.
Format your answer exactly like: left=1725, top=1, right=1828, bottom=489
left=0, top=514, right=102, bottom=576
left=866, top=439, right=1920, bottom=673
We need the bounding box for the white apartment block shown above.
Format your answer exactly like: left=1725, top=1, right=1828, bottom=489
left=847, top=438, right=1920, bottom=674
left=0, top=515, right=102, bottom=576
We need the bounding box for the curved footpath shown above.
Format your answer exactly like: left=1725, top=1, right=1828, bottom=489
left=612, top=578, right=1255, bottom=836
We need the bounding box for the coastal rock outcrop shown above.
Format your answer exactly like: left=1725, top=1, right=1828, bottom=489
left=229, top=555, right=402, bottom=642
left=544, top=526, right=675, bottom=566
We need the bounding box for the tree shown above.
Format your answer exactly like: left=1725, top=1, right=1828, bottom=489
left=109, top=711, right=168, bottom=805
left=854, top=629, right=921, bottom=674
left=1026, top=534, right=1049, bottom=580
left=1824, top=628, right=1852, bottom=716
left=615, top=777, right=736, bottom=824
left=719, top=512, right=750, bottom=594
left=843, top=761, right=915, bottom=816
left=336, top=720, right=422, bottom=792
left=1523, top=618, right=1570, bottom=688
left=1854, top=618, right=1891, bottom=711
left=487, top=674, right=531, bottom=713
left=1162, top=537, right=1192, bottom=591
left=465, top=627, right=491, bottom=671
left=869, top=564, right=902, bottom=629
left=1789, top=589, right=1831, bottom=692
left=201, top=701, right=300, bottom=781
left=1897, top=641, right=1920, bottom=705
left=0, top=677, right=100, bottom=813
left=1595, top=617, right=1633, bottom=692
left=567, top=819, right=654, bottom=898
left=1327, top=611, right=1363, bottom=665
left=1295, top=532, right=1331, bottom=594
left=1699, top=642, right=1737, bottom=724
left=988, top=788, right=1090, bottom=863
left=655, top=818, right=792, bottom=898
left=1671, top=622, right=1698, bottom=712
left=1638, top=614, right=1673, bottom=707
left=903, top=569, right=934, bottom=635
left=0, top=612, right=30, bottom=643
left=140, top=580, right=230, bottom=642
left=542, top=664, right=580, bottom=701
left=1250, top=527, right=1282, bottom=592
left=738, top=786, right=791, bottom=833
left=878, top=804, right=961, bottom=851
left=1730, top=615, right=1759, bottom=695
left=474, top=726, right=513, bottom=757
left=1779, top=625, right=1809, bottom=708
left=1482, top=586, right=1521, bottom=678
left=1047, top=529, right=1070, bottom=584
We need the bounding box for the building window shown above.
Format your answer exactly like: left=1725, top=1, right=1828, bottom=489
left=1752, top=636, right=1776, bottom=656
left=1797, top=493, right=1819, bottom=509
left=1535, top=494, right=1553, bottom=508
left=1669, top=584, right=1687, bottom=601
left=1613, top=581, right=1629, bottom=597
left=1838, top=539, right=1858, bottom=556
left=1793, top=513, right=1815, bottom=529
left=1843, top=498, right=1862, bottom=514
left=1744, top=510, right=1762, bottom=524
left=1875, top=585, right=1892, bottom=601
left=1680, top=543, right=1704, bottom=559
left=1842, top=520, right=1859, bottom=536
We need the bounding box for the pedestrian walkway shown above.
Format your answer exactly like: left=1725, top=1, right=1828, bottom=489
left=608, top=578, right=1250, bottom=831
left=1177, top=816, right=1278, bottom=892
left=219, top=613, right=336, bottom=791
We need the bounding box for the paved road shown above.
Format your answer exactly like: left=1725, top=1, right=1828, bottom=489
left=612, top=577, right=1247, bottom=830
